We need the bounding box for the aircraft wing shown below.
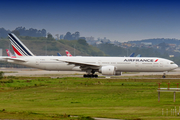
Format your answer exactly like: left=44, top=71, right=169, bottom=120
left=55, top=59, right=100, bottom=70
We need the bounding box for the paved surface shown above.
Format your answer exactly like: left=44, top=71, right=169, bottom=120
left=0, top=68, right=85, bottom=77
left=0, top=67, right=179, bottom=77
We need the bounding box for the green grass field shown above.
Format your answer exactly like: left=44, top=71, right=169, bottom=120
left=0, top=76, right=180, bottom=119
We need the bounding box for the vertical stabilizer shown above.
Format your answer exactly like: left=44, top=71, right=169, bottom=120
left=8, top=33, right=34, bottom=57
left=65, top=50, right=72, bottom=57
left=129, top=53, right=135, bottom=57
left=57, top=53, right=61, bottom=56
left=6, top=49, right=16, bottom=58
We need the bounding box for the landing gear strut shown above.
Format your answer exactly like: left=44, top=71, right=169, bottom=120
left=83, top=70, right=98, bottom=78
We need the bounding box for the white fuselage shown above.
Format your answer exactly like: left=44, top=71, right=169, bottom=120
left=6, top=56, right=178, bottom=72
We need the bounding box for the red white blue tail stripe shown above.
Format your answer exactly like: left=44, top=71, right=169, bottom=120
left=8, top=33, right=34, bottom=56
left=6, top=49, right=16, bottom=58
left=65, top=50, right=72, bottom=57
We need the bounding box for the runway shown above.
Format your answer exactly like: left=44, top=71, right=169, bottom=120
left=0, top=67, right=179, bottom=77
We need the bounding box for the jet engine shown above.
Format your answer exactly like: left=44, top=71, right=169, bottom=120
left=99, top=66, right=122, bottom=76
left=99, top=66, right=116, bottom=75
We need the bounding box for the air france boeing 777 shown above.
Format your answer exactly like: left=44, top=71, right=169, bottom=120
left=3, top=33, right=178, bottom=78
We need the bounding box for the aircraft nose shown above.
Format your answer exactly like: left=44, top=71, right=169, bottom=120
left=174, top=64, right=178, bottom=69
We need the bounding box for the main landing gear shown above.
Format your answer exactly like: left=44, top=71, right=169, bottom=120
left=83, top=74, right=98, bottom=78
left=83, top=70, right=98, bottom=78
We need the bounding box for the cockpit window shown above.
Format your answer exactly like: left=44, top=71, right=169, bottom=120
left=170, top=62, right=175, bottom=64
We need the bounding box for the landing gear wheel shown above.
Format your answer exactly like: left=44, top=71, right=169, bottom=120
left=94, top=74, right=98, bottom=78
left=83, top=74, right=98, bottom=78
left=162, top=73, right=166, bottom=78
left=162, top=75, right=166, bottom=78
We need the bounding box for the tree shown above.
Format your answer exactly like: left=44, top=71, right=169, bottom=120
left=47, top=33, right=53, bottom=40
left=0, top=28, right=10, bottom=38
left=97, top=43, right=127, bottom=56
left=41, top=29, right=47, bottom=37
left=13, top=27, right=47, bottom=37
left=78, top=39, right=88, bottom=46
left=64, top=32, right=72, bottom=40
left=74, top=31, right=80, bottom=40
left=15, top=26, right=25, bottom=36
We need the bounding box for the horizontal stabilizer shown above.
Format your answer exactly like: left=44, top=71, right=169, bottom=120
left=3, top=57, right=27, bottom=62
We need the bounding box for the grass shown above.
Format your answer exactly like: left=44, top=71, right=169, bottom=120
left=0, top=76, right=180, bottom=119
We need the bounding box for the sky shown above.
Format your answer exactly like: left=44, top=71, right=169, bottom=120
left=1, top=0, right=180, bottom=42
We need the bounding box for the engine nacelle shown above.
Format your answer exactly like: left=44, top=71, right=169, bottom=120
left=100, top=66, right=116, bottom=75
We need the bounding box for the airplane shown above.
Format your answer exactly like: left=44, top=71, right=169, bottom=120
left=57, top=53, right=61, bottom=56
left=65, top=50, right=72, bottom=57
left=129, top=53, right=141, bottom=57
left=136, top=54, right=142, bottom=57
left=6, top=49, right=16, bottom=58
left=57, top=51, right=71, bottom=57
left=3, top=33, right=178, bottom=78
left=129, top=53, right=135, bottom=57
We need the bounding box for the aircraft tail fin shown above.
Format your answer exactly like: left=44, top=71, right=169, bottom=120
left=57, top=53, right=61, bottom=56
left=136, top=54, right=142, bottom=57
left=8, top=33, right=34, bottom=57
left=129, top=53, right=135, bottom=57
left=6, top=49, right=16, bottom=58
left=65, top=50, right=72, bottom=57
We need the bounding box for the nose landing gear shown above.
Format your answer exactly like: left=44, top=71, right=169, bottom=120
left=162, top=73, right=166, bottom=78
left=162, top=72, right=168, bottom=78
